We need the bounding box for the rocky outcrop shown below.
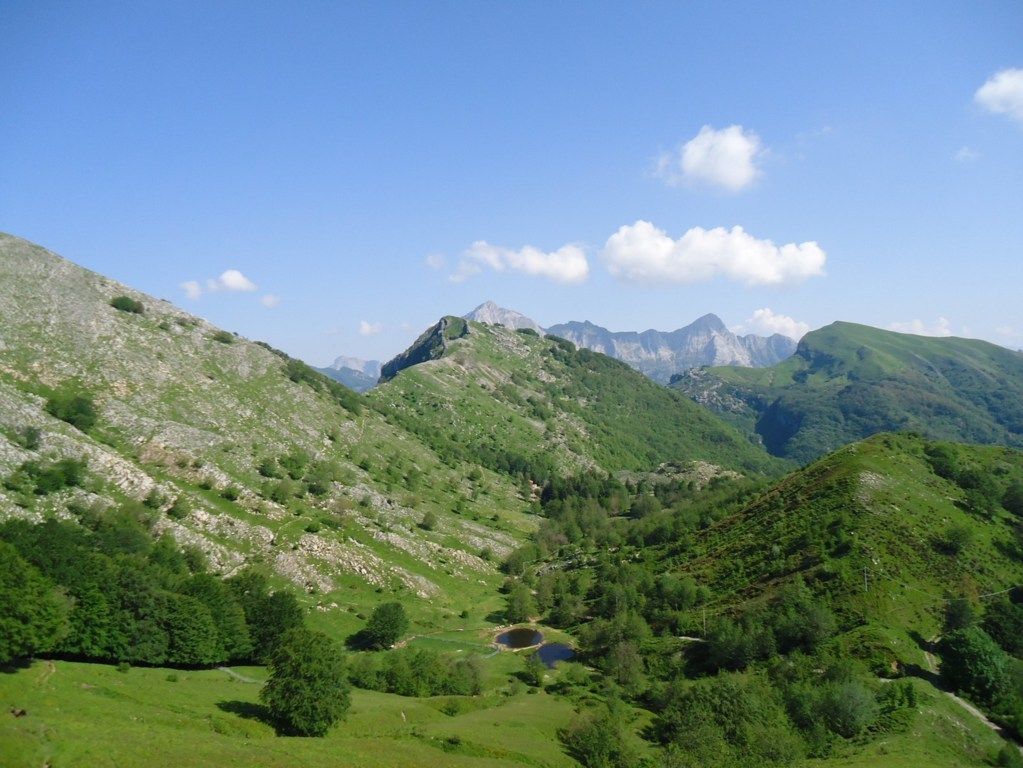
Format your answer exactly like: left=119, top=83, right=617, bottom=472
left=379, top=316, right=468, bottom=382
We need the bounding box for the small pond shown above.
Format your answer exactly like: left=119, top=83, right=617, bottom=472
left=496, top=628, right=543, bottom=648
left=536, top=643, right=574, bottom=668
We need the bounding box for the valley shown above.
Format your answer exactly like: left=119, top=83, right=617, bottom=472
left=1, top=234, right=1021, bottom=768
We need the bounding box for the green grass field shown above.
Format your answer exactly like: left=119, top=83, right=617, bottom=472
left=0, top=659, right=581, bottom=768
left=1, top=660, right=1010, bottom=768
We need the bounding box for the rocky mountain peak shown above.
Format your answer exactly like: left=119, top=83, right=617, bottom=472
left=687, top=313, right=728, bottom=333
left=464, top=301, right=545, bottom=334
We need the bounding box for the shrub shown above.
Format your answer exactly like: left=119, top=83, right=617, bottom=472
left=1004, top=481, right=1023, bottom=517
left=7, top=458, right=88, bottom=496
left=257, top=458, right=281, bottom=478
left=166, top=498, right=189, bottom=520
left=944, top=597, right=975, bottom=632
left=939, top=627, right=1009, bottom=706
left=143, top=489, right=165, bottom=509
left=15, top=427, right=41, bottom=451
left=523, top=652, right=546, bottom=687
left=45, top=386, right=97, bottom=432
left=559, top=699, right=639, bottom=768
left=817, top=680, right=879, bottom=737
left=419, top=510, right=438, bottom=531
left=212, top=330, right=235, bottom=344
left=981, top=598, right=1023, bottom=657
left=110, top=295, right=144, bottom=314
left=936, top=524, right=974, bottom=555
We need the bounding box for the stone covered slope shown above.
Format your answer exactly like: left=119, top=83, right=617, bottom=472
left=0, top=233, right=532, bottom=632
left=370, top=319, right=786, bottom=479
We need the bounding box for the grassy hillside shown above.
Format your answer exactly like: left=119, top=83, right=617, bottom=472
left=672, top=322, right=1023, bottom=463
left=370, top=322, right=786, bottom=481
left=674, top=433, right=1022, bottom=655
left=0, top=233, right=535, bottom=637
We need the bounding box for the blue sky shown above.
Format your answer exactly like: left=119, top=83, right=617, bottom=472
left=2, top=1, right=1021, bottom=365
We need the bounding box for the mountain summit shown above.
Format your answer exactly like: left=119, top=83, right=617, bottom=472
left=463, top=301, right=545, bottom=334
left=545, top=314, right=796, bottom=383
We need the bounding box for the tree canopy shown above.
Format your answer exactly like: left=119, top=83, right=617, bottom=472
left=261, top=627, right=351, bottom=736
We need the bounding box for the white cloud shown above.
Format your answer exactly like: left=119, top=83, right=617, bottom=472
left=953, top=146, right=979, bottom=162
left=451, top=241, right=589, bottom=284
left=213, top=269, right=257, bottom=292
left=975, top=68, right=1023, bottom=124
left=887, top=317, right=953, bottom=337
left=181, top=280, right=202, bottom=300
left=358, top=320, right=383, bottom=336
left=425, top=253, right=446, bottom=270
left=260, top=294, right=281, bottom=308
left=182, top=269, right=259, bottom=299
left=602, top=220, right=826, bottom=286
left=656, top=125, right=763, bottom=191
left=737, top=308, right=811, bottom=340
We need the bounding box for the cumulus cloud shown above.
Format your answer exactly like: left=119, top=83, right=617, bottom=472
left=181, top=269, right=259, bottom=299
left=358, top=320, right=383, bottom=336
left=888, top=317, right=953, bottom=337
left=451, top=241, right=589, bottom=284
left=209, top=269, right=257, bottom=292
left=181, top=280, right=203, bottom=300
left=425, top=253, right=446, bottom=270
left=737, top=308, right=811, bottom=340
left=975, top=68, right=1023, bottom=124
left=602, top=221, right=826, bottom=286
left=260, top=294, right=281, bottom=308
left=655, top=125, right=763, bottom=191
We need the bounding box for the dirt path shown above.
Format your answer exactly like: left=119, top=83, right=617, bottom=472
left=217, top=667, right=260, bottom=684
left=921, top=636, right=1021, bottom=754
left=35, top=660, right=56, bottom=685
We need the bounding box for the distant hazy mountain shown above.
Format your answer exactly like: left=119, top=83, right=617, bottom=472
left=546, top=313, right=797, bottom=384
left=317, top=356, right=382, bottom=393
left=464, top=301, right=545, bottom=334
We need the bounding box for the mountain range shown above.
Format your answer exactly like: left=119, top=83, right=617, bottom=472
left=545, top=313, right=797, bottom=383
left=672, top=320, right=1023, bottom=463
left=3, top=233, right=1023, bottom=767
left=325, top=302, right=798, bottom=392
